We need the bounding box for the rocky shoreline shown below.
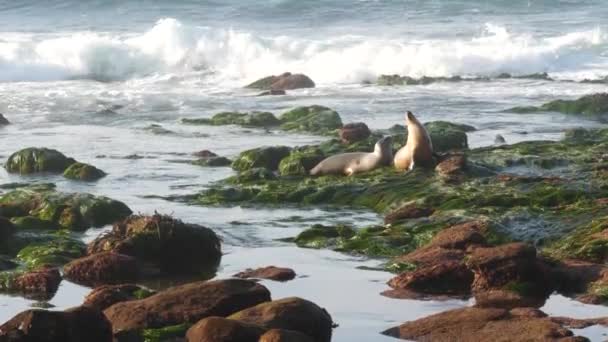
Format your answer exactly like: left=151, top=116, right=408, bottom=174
left=3, top=93, right=608, bottom=341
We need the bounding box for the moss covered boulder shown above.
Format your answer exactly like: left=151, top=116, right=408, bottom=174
left=5, top=147, right=76, bottom=174
left=87, top=214, right=221, bottom=275
left=63, top=162, right=106, bottom=181
left=0, top=185, right=132, bottom=231
left=425, top=121, right=470, bottom=152
left=246, top=72, right=315, bottom=91
left=192, top=156, right=232, bottom=167
left=232, top=146, right=291, bottom=172
left=278, top=147, right=325, bottom=176
left=0, top=266, right=62, bottom=300
left=279, top=106, right=343, bottom=134
left=16, top=232, right=86, bottom=269
left=84, top=284, right=155, bottom=311
left=182, top=111, right=281, bottom=128
left=509, top=93, right=608, bottom=117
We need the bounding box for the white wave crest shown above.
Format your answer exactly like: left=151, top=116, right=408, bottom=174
left=0, top=19, right=605, bottom=84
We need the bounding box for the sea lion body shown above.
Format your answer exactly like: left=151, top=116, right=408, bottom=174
left=310, top=136, right=393, bottom=176
left=394, top=111, right=434, bottom=171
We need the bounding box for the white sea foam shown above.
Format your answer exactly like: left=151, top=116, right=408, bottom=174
left=0, top=19, right=605, bottom=84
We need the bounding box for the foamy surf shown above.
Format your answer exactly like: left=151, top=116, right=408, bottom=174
left=0, top=19, right=606, bottom=84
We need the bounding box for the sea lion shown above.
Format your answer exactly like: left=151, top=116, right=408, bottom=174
left=394, top=111, right=434, bottom=171
left=310, top=136, right=393, bottom=176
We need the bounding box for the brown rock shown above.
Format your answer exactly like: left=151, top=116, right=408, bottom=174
left=234, top=266, right=296, bottom=282
left=387, top=260, right=473, bottom=295
left=427, top=220, right=488, bottom=250
left=257, top=90, right=287, bottom=96
left=246, top=72, right=315, bottom=91
left=259, top=329, right=315, bottom=342
left=104, top=279, right=270, bottom=333
left=550, top=259, right=608, bottom=294
left=551, top=316, right=608, bottom=329
left=384, top=203, right=435, bottom=224
left=229, top=297, right=333, bottom=342
left=0, top=306, right=112, bottom=342
left=338, top=122, right=371, bottom=144
left=63, top=252, right=138, bottom=286
left=382, top=307, right=584, bottom=342
left=10, top=266, right=62, bottom=300
left=435, top=154, right=467, bottom=181
left=394, top=246, right=465, bottom=267
left=185, top=317, right=265, bottom=342
left=193, top=150, right=218, bottom=158
left=84, top=284, right=154, bottom=311
left=474, top=289, right=547, bottom=309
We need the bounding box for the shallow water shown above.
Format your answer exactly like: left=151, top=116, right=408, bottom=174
left=2, top=0, right=608, bottom=340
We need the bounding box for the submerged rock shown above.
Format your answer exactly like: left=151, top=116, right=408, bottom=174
left=63, top=162, right=107, bottom=181
left=246, top=72, right=315, bottom=91
left=104, top=279, right=271, bottom=334
left=63, top=252, right=139, bottom=286
left=229, top=297, right=334, bottom=342
left=0, top=266, right=62, bottom=301
left=5, top=147, right=76, bottom=174
left=88, top=214, right=221, bottom=275
left=84, top=284, right=155, bottom=311
left=234, top=266, right=296, bottom=282
left=0, top=306, right=112, bottom=342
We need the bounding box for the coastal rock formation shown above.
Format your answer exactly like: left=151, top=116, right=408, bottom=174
left=63, top=162, right=107, bottom=181
left=232, top=146, right=292, bottom=172
left=186, top=317, right=266, bottom=342
left=339, top=122, right=371, bottom=144
left=5, top=147, right=76, bottom=174
left=63, top=252, right=139, bottom=286
left=246, top=72, right=315, bottom=91
left=0, top=266, right=62, bottom=300
left=234, top=266, right=296, bottom=282
left=83, top=284, right=155, bottom=310
left=0, top=113, right=9, bottom=125
left=87, top=214, right=221, bottom=275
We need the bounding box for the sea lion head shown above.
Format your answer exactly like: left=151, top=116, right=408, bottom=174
left=406, top=111, right=421, bottom=126
left=374, top=136, right=394, bottom=165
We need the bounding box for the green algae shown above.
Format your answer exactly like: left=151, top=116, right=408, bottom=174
left=182, top=111, right=280, bottom=127
left=16, top=231, right=85, bottom=269
left=507, top=93, right=608, bottom=117
left=279, top=105, right=343, bottom=134
left=231, top=146, right=291, bottom=171
left=63, top=162, right=107, bottom=181
left=141, top=323, right=190, bottom=342
left=5, top=147, right=76, bottom=174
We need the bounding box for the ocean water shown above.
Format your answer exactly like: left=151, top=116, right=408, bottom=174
left=2, top=0, right=608, bottom=340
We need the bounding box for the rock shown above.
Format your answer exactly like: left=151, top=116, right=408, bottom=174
left=259, top=329, right=315, bottom=342
left=339, top=122, right=371, bottom=144
left=384, top=203, right=435, bottom=224
left=234, top=266, right=296, bottom=282
left=0, top=216, right=15, bottom=241
left=104, top=279, right=270, bottom=334
left=474, top=289, right=548, bottom=309
left=495, top=134, right=507, bottom=145
left=228, top=297, right=333, bottom=342
left=0, top=266, right=62, bottom=300
left=0, top=113, right=9, bottom=125
left=192, top=156, right=233, bottom=167
left=143, top=124, right=174, bottom=135
left=231, top=146, right=291, bottom=172
left=435, top=154, right=467, bottom=181
left=424, top=121, right=469, bottom=152
left=88, top=214, right=221, bottom=275
left=257, top=90, right=287, bottom=96
left=5, top=148, right=76, bottom=174
left=193, top=150, right=218, bottom=158
left=387, top=260, right=473, bottom=295
left=246, top=72, right=315, bottom=91
left=377, top=75, right=466, bottom=86
left=0, top=255, right=17, bottom=271
left=292, top=224, right=356, bottom=249
left=0, top=306, right=112, bottom=342
left=426, top=220, right=488, bottom=250
left=15, top=234, right=86, bottom=269
left=63, top=252, right=139, bottom=286
left=382, top=307, right=584, bottom=341
left=278, top=148, right=325, bottom=176
left=84, top=284, right=155, bottom=311
left=185, top=317, right=265, bottom=342
left=183, top=111, right=281, bottom=128
left=10, top=216, right=58, bottom=230
left=232, top=168, right=278, bottom=183
left=542, top=93, right=608, bottom=116
left=279, top=106, right=343, bottom=135
left=63, top=162, right=107, bottom=181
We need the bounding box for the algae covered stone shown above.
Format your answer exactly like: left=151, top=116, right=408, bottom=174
left=16, top=231, right=86, bottom=269
left=508, top=93, right=608, bottom=117
left=63, top=162, right=107, bottom=181
left=424, top=121, right=469, bottom=152
left=5, top=147, right=76, bottom=174
left=279, top=105, right=343, bottom=134
left=182, top=111, right=281, bottom=128
left=232, top=146, right=291, bottom=172
left=246, top=72, right=315, bottom=90
left=278, top=148, right=325, bottom=176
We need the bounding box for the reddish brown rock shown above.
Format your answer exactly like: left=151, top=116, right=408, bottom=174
left=63, top=252, right=138, bottom=286
left=387, top=260, right=473, bottom=295
left=229, top=297, right=333, bottom=342
left=338, top=122, right=371, bottom=144
left=83, top=284, right=154, bottom=311
left=382, top=307, right=585, bottom=342
left=0, top=306, right=112, bottom=342
left=394, top=246, right=465, bottom=267
left=435, top=154, right=467, bottom=181
left=474, top=289, right=547, bottom=309
left=551, top=316, right=608, bottom=329
left=104, top=279, right=270, bottom=333
left=426, top=220, right=488, bottom=250
left=185, top=317, right=265, bottom=342
left=246, top=72, right=315, bottom=91
left=7, top=266, right=62, bottom=300
left=384, top=203, right=435, bottom=224
left=550, top=259, right=608, bottom=294
left=234, top=266, right=296, bottom=282
left=259, top=329, right=315, bottom=342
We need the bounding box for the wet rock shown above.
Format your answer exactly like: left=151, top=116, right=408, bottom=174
left=193, top=150, right=218, bottom=158
left=0, top=216, right=15, bottom=241
left=84, top=284, right=155, bottom=311
left=424, top=121, right=469, bottom=152
left=435, top=154, right=467, bottom=181
left=542, top=93, right=608, bottom=116
left=143, top=124, right=174, bottom=135
left=88, top=214, right=221, bottom=275
left=291, top=224, right=356, bottom=249
left=16, top=234, right=86, bottom=269
left=63, top=252, right=139, bottom=286
left=279, top=105, right=343, bottom=135
left=228, top=297, right=333, bottom=342
left=377, top=74, right=465, bottom=86
left=495, top=134, right=507, bottom=145
left=0, top=306, right=112, bottom=342
left=384, top=203, right=435, bottom=224
left=387, top=260, right=473, bottom=295
left=257, top=89, right=287, bottom=96
left=184, top=111, right=282, bottom=128
left=10, top=216, right=58, bottom=230
left=234, top=266, right=296, bottom=282
left=382, top=307, right=584, bottom=341
left=192, top=156, right=233, bottom=167
left=63, top=162, right=107, bottom=181
left=259, top=329, right=315, bottom=342
left=0, top=113, right=9, bottom=125
left=278, top=148, right=325, bottom=176
left=5, top=147, right=76, bottom=174
left=474, top=289, right=547, bottom=309
left=185, top=317, right=265, bottom=342
left=426, top=220, right=488, bottom=250
left=0, top=266, right=61, bottom=300
left=246, top=72, right=315, bottom=91
left=339, top=122, right=371, bottom=144
left=231, top=146, right=291, bottom=172
left=104, top=279, right=270, bottom=334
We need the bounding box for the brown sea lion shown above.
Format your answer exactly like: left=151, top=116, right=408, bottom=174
left=394, top=111, right=434, bottom=171
left=310, top=136, right=393, bottom=176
